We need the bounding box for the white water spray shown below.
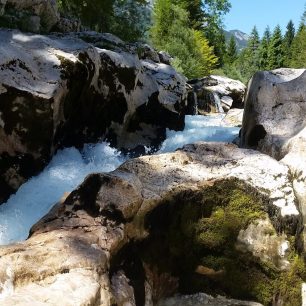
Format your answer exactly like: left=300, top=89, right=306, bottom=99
left=0, top=115, right=239, bottom=245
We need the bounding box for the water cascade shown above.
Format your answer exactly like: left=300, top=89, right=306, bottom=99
left=212, top=92, right=224, bottom=113
left=0, top=115, right=239, bottom=245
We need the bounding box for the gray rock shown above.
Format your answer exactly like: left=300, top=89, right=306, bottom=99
left=0, top=0, right=60, bottom=32
left=189, top=75, right=246, bottom=114
left=158, top=51, right=172, bottom=65
left=240, top=68, right=306, bottom=247
left=221, top=95, right=233, bottom=112
left=222, top=108, right=244, bottom=127
left=0, top=142, right=301, bottom=305
left=0, top=29, right=187, bottom=203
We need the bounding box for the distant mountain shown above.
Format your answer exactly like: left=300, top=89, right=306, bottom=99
left=224, top=30, right=249, bottom=52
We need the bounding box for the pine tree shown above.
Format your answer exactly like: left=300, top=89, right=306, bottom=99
left=228, top=26, right=260, bottom=82
left=282, top=20, right=295, bottom=66
left=288, top=5, right=306, bottom=67
left=289, top=26, right=306, bottom=68
left=248, top=26, right=260, bottom=52
left=284, top=20, right=296, bottom=47
left=246, top=26, right=260, bottom=69
left=226, top=35, right=238, bottom=63
left=267, top=25, right=284, bottom=69
left=173, top=0, right=204, bottom=29
left=110, top=0, right=151, bottom=41
left=258, top=26, right=271, bottom=70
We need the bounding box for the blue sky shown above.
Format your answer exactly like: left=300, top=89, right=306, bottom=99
left=224, top=0, right=305, bottom=37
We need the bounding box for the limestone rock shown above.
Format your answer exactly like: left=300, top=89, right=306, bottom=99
left=0, top=142, right=302, bottom=305
left=189, top=75, right=246, bottom=114
left=221, top=95, right=233, bottom=112
left=240, top=68, right=306, bottom=246
left=236, top=219, right=290, bottom=270
left=222, top=108, right=244, bottom=127
left=0, top=29, right=187, bottom=203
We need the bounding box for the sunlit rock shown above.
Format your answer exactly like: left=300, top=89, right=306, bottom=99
left=0, top=29, right=187, bottom=203
left=240, top=68, right=306, bottom=247
left=188, top=75, right=246, bottom=114
left=222, top=108, right=244, bottom=127
left=0, top=142, right=303, bottom=305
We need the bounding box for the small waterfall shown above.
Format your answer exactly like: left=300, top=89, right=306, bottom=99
left=186, top=91, right=198, bottom=115
left=212, top=92, right=224, bottom=113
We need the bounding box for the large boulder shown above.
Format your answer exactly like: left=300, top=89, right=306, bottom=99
left=0, top=0, right=60, bottom=33
left=0, top=142, right=303, bottom=306
left=188, top=75, right=246, bottom=114
left=240, top=68, right=306, bottom=246
left=0, top=29, right=187, bottom=203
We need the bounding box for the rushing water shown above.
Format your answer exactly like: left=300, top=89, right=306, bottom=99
left=0, top=115, right=239, bottom=245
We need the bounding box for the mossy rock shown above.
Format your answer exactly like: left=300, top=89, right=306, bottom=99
left=140, top=179, right=305, bottom=305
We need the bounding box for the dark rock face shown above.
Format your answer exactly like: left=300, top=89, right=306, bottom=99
left=0, top=29, right=187, bottom=203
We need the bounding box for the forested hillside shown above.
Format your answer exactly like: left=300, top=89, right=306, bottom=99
left=53, top=0, right=306, bottom=83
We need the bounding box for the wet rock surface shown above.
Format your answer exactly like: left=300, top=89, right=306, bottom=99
left=0, top=142, right=303, bottom=305
left=0, top=29, right=187, bottom=203
left=188, top=75, right=246, bottom=114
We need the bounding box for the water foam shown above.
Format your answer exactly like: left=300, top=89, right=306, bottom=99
left=158, top=115, right=239, bottom=153
left=0, top=143, right=125, bottom=245
left=0, top=115, right=239, bottom=245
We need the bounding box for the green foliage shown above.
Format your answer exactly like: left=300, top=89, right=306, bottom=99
left=150, top=0, right=217, bottom=79
left=275, top=255, right=306, bottom=306
left=258, top=26, right=271, bottom=70
left=221, top=26, right=261, bottom=84
left=282, top=20, right=295, bottom=66
left=57, top=0, right=150, bottom=41
left=246, top=26, right=260, bottom=68
left=58, top=0, right=114, bottom=31
left=267, top=25, right=284, bottom=69
left=204, top=24, right=227, bottom=66
left=248, top=26, right=260, bottom=52
left=110, top=0, right=151, bottom=42
left=173, top=0, right=204, bottom=29
left=226, top=35, right=238, bottom=63
left=289, top=25, right=306, bottom=68
left=193, top=30, right=219, bottom=75
left=202, top=0, right=231, bottom=63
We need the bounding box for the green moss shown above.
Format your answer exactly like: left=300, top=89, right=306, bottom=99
left=142, top=179, right=305, bottom=305
left=274, top=254, right=306, bottom=305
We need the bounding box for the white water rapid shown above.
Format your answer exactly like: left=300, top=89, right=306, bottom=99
left=0, top=114, right=239, bottom=245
